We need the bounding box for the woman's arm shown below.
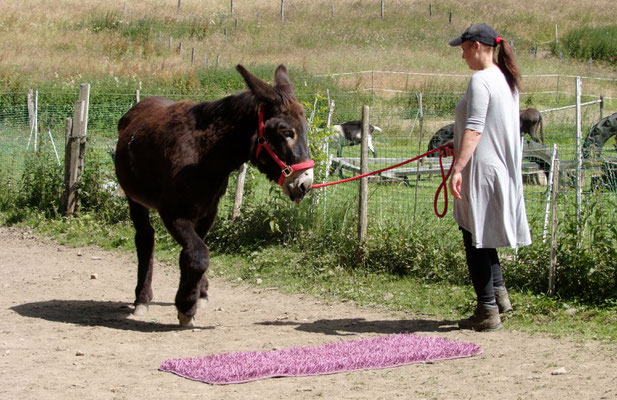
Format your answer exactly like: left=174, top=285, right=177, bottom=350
left=449, top=129, right=482, bottom=199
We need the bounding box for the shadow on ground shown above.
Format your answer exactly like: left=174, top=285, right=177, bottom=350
left=10, top=299, right=215, bottom=332
left=256, top=317, right=460, bottom=336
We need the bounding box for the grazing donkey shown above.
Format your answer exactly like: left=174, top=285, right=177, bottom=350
left=114, top=65, right=314, bottom=327
left=520, top=107, right=544, bottom=144
left=428, top=107, right=545, bottom=156
left=331, top=120, right=381, bottom=157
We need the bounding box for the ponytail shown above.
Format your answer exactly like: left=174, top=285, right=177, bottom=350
left=496, top=40, right=521, bottom=94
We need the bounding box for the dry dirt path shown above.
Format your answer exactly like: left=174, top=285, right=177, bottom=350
left=1, top=226, right=615, bottom=399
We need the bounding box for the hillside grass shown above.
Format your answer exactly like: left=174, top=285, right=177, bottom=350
left=1, top=0, right=617, bottom=85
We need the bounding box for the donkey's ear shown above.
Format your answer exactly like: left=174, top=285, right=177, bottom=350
left=236, top=65, right=278, bottom=104
left=273, top=64, right=295, bottom=98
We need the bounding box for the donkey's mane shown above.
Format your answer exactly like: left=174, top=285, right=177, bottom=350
left=191, top=90, right=257, bottom=131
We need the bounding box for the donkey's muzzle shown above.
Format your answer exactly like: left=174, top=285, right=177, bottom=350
left=282, top=168, right=314, bottom=203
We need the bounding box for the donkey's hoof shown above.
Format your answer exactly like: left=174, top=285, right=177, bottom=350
left=177, top=312, right=195, bottom=328
left=134, top=304, right=149, bottom=316
left=196, top=298, right=208, bottom=309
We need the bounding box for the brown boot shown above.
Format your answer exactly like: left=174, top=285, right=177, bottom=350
left=495, top=287, right=513, bottom=314
left=458, top=304, right=502, bottom=331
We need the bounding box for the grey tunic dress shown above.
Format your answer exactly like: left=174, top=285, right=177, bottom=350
left=453, top=67, right=532, bottom=249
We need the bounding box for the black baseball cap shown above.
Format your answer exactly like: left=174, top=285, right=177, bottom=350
left=449, top=23, right=501, bottom=47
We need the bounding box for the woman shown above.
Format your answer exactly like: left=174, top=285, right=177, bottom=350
left=443, top=23, right=532, bottom=331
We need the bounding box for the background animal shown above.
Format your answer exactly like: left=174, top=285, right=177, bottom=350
left=114, top=65, right=314, bottom=327
left=332, top=120, right=381, bottom=157
left=427, top=107, right=545, bottom=155
left=520, top=107, right=544, bottom=144
left=426, top=123, right=454, bottom=157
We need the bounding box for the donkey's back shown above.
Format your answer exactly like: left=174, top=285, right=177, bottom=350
left=115, top=96, right=219, bottom=211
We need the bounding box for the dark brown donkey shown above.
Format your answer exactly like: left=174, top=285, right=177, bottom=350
left=114, top=65, right=314, bottom=327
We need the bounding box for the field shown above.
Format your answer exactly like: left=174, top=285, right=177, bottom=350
left=2, top=0, right=617, bottom=79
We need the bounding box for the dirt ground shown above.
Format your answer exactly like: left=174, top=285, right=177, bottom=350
left=1, top=226, right=616, bottom=400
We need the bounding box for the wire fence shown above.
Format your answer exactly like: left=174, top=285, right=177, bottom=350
left=1, top=72, right=617, bottom=251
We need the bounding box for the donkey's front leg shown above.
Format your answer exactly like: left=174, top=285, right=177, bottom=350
left=195, top=213, right=217, bottom=309
left=161, top=215, right=209, bottom=327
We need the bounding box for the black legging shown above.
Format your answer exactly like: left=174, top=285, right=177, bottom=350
left=461, top=228, right=505, bottom=305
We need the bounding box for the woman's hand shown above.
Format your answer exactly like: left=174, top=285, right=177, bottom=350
left=449, top=171, right=462, bottom=200
left=439, top=140, right=460, bottom=198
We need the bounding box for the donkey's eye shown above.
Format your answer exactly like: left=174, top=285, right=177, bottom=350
left=281, top=129, right=295, bottom=139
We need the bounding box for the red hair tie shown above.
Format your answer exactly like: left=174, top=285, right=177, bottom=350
left=496, top=36, right=503, bottom=45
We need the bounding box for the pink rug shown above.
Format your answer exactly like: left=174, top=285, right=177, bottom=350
left=159, top=333, right=482, bottom=385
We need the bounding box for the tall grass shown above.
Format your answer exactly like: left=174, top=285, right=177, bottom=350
left=2, top=0, right=617, bottom=84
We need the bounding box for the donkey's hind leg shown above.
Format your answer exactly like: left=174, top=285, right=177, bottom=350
left=160, top=214, right=209, bottom=327
left=128, top=198, right=155, bottom=316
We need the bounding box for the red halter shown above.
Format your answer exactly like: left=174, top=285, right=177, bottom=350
left=256, top=106, right=315, bottom=186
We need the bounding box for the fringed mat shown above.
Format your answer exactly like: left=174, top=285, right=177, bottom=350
left=159, top=333, right=482, bottom=385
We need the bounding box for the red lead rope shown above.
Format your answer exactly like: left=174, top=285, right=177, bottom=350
left=255, top=106, right=453, bottom=218
left=312, top=145, right=455, bottom=218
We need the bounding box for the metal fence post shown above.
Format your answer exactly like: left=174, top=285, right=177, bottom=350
left=549, top=159, right=560, bottom=296
left=575, top=76, right=582, bottom=235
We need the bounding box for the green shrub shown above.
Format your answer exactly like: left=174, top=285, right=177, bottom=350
left=16, top=152, right=64, bottom=218
left=554, top=25, right=617, bottom=65
left=79, top=148, right=128, bottom=224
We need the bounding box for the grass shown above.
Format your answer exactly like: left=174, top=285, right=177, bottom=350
left=2, top=0, right=617, bottom=85
left=212, top=251, right=617, bottom=343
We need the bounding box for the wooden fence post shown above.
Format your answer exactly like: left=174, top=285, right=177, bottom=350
left=232, top=164, right=248, bottom=221
left=280, top=0, right=285, bottom=22
left=27, top=89, right=34, bottom=133
left=358, top=105, right=369, bottom=244
left=413, top=92, right=423, bottom=219
left=77, top=84, right=90, bottom=181
left=543, top=144, right=558, bottom=242
left=62, top=104, right=83, bottom=216
left=29, top=90, right=38, bottom=152
left=62, top=84, right=90, bottom=216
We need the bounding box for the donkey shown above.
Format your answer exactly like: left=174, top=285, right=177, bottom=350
left=426, top=123, right=454, bottom=157
left=520, top=107, right=544, bottom=144
left=428, top=108, right=544, bottom=155
left=114, top=65, right=314, bottom=327
left=331, top=120, right=381, bottom=158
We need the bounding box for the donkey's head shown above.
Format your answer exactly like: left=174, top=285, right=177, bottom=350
left=237, top=64, right=314, bottom=203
